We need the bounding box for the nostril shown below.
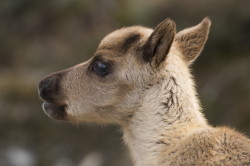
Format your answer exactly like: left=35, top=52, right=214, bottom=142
left=39, top=77, right=52, bottom=91
left=39, top=77, right=54, bottom=101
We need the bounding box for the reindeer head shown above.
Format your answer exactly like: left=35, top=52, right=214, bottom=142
left=38, top=18, right=211, bottom=125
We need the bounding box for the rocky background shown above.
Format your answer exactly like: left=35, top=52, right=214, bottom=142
left=0, top=0, right=249, bottom=165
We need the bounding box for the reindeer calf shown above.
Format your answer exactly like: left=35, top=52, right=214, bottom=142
left=39, top=18, right=250, bottom=166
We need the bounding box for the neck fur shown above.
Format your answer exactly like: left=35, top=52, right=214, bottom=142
left=122, top=55, right=208, bottom=166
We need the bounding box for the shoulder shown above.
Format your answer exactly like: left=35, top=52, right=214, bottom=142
left=160, top=127, right=250, bottom=165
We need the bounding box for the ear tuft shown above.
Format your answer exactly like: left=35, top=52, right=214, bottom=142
left=175, top=17, right=211, bottom=64
left=143, top=19, right=176, bottom=68
left=201, top=17, right=212, bottom=28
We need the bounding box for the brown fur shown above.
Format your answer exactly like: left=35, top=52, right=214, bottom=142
left=39, top=18, right=250, bottom=166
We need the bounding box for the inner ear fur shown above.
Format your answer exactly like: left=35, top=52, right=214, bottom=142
left=143, top=19, right=176, bottom=68
left=175, top=17, right=211, bottom=64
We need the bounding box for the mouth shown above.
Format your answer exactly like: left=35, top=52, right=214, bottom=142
left=42, top=101, right=67, bottom=120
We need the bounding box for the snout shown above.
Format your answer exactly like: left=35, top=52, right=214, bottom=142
left=38, top=73, right=67, bottom=120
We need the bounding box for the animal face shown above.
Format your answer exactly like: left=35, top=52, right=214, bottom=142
left=38, top=18, right=210, bottom=124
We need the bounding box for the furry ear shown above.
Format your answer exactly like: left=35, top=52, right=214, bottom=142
left=143, top=19, right=176, bottom=68
left=175, top=17, right=211, bottom=64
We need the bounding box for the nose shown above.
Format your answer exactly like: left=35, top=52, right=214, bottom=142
left=39, top=76, right=60, bottom=103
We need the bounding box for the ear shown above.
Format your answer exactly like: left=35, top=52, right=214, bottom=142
left=175, top=17, right=211, bottom=64
left=143, top=19, right=176, bottom=68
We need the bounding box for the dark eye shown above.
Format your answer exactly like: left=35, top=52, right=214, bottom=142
left=92, top=61, right=110, bottom=76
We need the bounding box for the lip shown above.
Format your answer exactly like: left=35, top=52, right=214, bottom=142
left=42, top=101, right=67, bottom=120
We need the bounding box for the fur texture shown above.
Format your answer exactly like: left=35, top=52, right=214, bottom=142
left=39, top=18, right=250, bottom=166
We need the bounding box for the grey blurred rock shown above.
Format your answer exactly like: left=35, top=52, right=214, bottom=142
left=78, top=152, right=104, bottom=166
left=5, top=147, right=36, bottom=166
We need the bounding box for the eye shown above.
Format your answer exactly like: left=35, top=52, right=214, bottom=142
left=92, top=60, right=110, bottom=76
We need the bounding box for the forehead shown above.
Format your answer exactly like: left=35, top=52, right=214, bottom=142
left=97, top=26, right=153, bottom=55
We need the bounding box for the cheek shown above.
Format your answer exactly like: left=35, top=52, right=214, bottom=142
left=64, top=84, right=121, bottom=123
left=88, top=84, right=120, bottom=106
left=64, top=76, right=120, bottom=110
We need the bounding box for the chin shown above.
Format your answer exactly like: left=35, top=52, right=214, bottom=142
left=42, top=102, right=67, bottom=121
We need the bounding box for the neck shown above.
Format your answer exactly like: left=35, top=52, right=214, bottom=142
left=122, top=68, right=208, bottom=166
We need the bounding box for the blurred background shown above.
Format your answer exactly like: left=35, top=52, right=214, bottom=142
left=0, top=0, right=249, bottom=165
